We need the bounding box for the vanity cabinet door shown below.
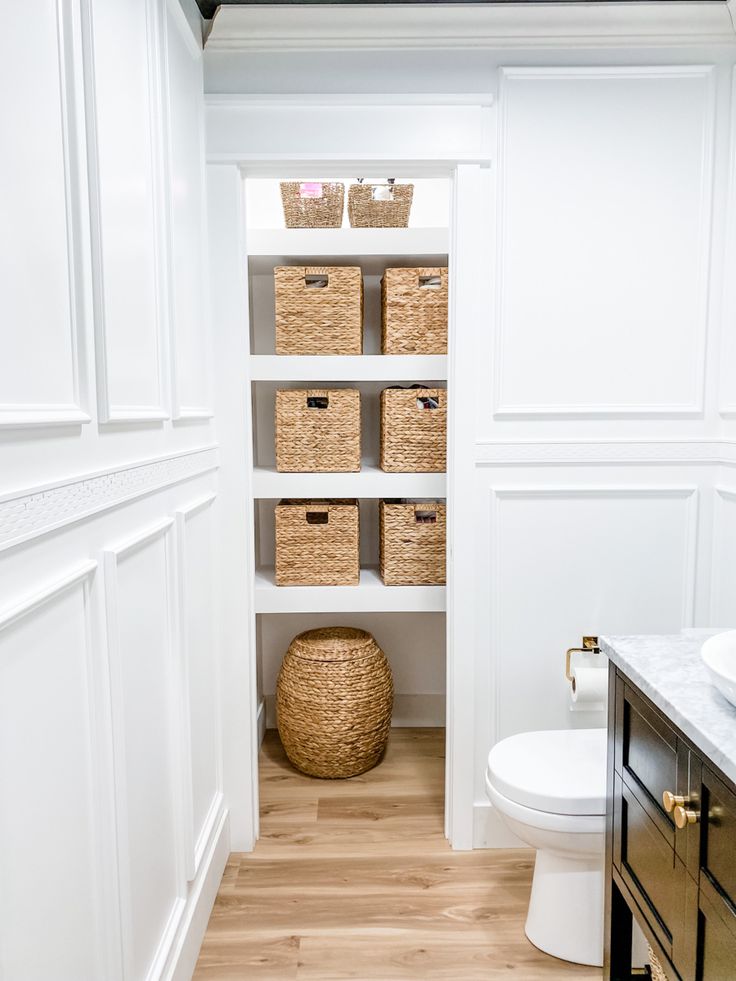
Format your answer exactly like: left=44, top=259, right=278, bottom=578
left=697, top=876, right=736, bottom=981
left=614, top=775, right=687, bottom=962
left=700, top=767, right=736, bottom=912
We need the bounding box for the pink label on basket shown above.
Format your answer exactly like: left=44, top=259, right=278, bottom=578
left=299, top=182, right=323, bottom=199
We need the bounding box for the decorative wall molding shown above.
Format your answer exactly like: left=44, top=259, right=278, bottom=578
left=474, top=439, right=734, bottom=467
left=82, top=0, right=170, bottom=424
left=204, top=3, right=736, bottom=51
left=493, top=65, right=715, bottom=421
left=718, top=66, right=736, bottom=419
left=0, top=445, right=218, bottom=553
left=174, top=492, right=218, bottom=882
left=1, top=0, right=91, bottom=430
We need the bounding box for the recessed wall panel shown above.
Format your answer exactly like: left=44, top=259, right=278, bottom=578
left=493, top=67, right=713, bottom=419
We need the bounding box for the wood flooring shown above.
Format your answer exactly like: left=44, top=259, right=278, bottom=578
left=193, top=728, right=603, bottom=981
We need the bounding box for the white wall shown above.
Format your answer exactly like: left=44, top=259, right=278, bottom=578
left=0, top=1, right=225, bottom=978
left=204, top=32, right=736, bottom=850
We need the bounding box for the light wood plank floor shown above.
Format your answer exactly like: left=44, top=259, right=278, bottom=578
left=193, top=728, right=603, bottom=981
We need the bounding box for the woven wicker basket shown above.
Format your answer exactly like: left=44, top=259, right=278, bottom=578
left=280, top=182, right=344, bottom=228
left=649, top=946, right=669, bottom=981
left=380, top=500, right=446, bottom=586
left=275, top=389, right=361, bottom=473
left=275, top=499, right=359, bottom=586
left=275, top=266, right=363, bottom=355
left=382, top=267, right=448, bottom=355
left=380, top=387, right=447, bottom=473
left=276, top=626, right=393, bottom=778
left=348, top=183, right=414, bottom=228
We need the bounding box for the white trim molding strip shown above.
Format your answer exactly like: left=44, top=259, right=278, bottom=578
left=204, top=3, right=736, bottom=51
left=0, top=446, right=219, bottom=553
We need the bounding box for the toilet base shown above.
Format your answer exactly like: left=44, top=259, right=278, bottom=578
left=525, top=847, right=604, bottom=967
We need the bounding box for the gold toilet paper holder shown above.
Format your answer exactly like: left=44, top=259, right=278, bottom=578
left=565, top=636, right=601, bottom=682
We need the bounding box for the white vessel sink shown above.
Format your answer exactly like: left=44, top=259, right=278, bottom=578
left=701, top=631, right=736, bottom=710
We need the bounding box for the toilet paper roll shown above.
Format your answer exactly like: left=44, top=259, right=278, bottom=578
left=570, top=666, right=608, bottom=708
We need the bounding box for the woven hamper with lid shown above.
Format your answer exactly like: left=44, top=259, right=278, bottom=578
left=382, top=267, right=448, bottom=354
left=275, top=499, right=359, bottom=586
left=348, top=183, right=413, bottom=228
left=275, top=389, right=361, bottom=472
left=280, top=181, right=344, bottom=228
left=275, top=265, right=363, bottom=355
left=380, top=387, right=447, bottom=473
left=380, top=500, right=446, bottom=585
left=276, top=627, right=394, bottom=778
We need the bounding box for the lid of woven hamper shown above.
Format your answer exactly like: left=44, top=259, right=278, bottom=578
left=290, top=627, right=376, bottom=662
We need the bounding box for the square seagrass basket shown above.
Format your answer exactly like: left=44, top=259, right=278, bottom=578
left=280, top=181, right=344, bottom=228
left=380, top=387, right=447, bottom=473
left=275, top=499, right=360, bottom=586
left=275, top=389, right=361, bottom=473
left=382, top=267, right=448, bottom=354
left=348, top=182, right=414, bottom=228
left=380, top=500, right=446, bottom=586
left=274, top=266, right=363, bottom=355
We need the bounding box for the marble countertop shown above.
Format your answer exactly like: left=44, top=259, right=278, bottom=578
left=600, top=629, right=736, bottom=788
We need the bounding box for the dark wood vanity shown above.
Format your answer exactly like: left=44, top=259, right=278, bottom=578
left=605, top=663, right=736, bottom=981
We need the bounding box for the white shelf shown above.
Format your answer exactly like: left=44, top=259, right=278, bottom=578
left=246, top=226, right=449, bottom=258
left=254, top=566, right=446, bottom=614
left=252, top=464, right=446, bottom=499
left=249, top=354, right=447, bottom=382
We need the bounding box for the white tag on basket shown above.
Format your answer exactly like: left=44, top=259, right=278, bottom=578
left=371, top=184, right=394, bottom=201
left=299, top=182, right=323, bottom=199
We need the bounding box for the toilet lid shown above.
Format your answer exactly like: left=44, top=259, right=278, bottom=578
left=486, top=728, right=607, bottom=816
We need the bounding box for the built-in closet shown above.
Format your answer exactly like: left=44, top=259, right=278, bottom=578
left=242, top=176, right=451, bottom=816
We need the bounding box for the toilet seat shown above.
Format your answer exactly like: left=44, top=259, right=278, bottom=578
left=486, top=728, right=607, bottom=816
left=485, top=773, right=606, bottom=835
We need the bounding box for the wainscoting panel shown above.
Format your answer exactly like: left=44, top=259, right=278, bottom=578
left=103, top=521, right=185, bottom=981
left=491, top=66, right=714, bottom=420
left=164, top=0, right=211, bottom=420
left=85, top=0, right=167, bottom=422
left=176, top=495, right=223, bottom=881
left=483, top=485, right=698, bottom=749
left=712, top=486, right=736, bottom=624
left=1, top=0, right=89, bottom=428
left=0, top=564, right=113, bottom=980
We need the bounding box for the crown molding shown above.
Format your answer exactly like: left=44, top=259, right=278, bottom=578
left=204, top=3, right=736, bottom=52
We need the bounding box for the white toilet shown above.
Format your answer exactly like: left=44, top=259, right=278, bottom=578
left=485, top=728, right=607, bottom=968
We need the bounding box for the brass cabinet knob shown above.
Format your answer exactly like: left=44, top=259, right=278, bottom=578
left=674, top=805, right=699, bottom=829
left=662, top=790, right=686, bottom=813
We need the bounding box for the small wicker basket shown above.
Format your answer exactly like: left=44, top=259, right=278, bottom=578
left=276, top=626, right=393, bottom=778
left=380, top=387, right=447, bottom=473
left=382, top=267, right=448, bottom=354
left=280, top=181, right=344, bottom=228
left=380, top=500, right=446, bottom=586
left=348, top=182, right=413, bottom=228
left=275, top=266, right=363, bottom=355
left=275, top=499, right=359, bottom=586
left=649, top=946, right=669, bottom=981
left=275, top=389, right=361, bottom=472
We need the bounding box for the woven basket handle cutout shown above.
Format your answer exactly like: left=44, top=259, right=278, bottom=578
left=306, top=395, right=329, bottom=409
left=304, top=272, right=329, bottom=289
left=306, top=511, right=329, bottom=525
left=416, top=394, right=440, bottom=410
left=419, top=274, right=442, bottom=289
left=414, top=509, right=437, bottom=524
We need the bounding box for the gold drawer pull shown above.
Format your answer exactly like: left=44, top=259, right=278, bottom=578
left=662, top=790, right=686, bottom=813
left=674, top=805, right=699, bottom=829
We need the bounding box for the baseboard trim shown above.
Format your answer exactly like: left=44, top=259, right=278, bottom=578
left=473, top=800, right=526, bottom=849
left=162, top=807, right=230, bottom=981
left=265, top=692, right=445, bottom=729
